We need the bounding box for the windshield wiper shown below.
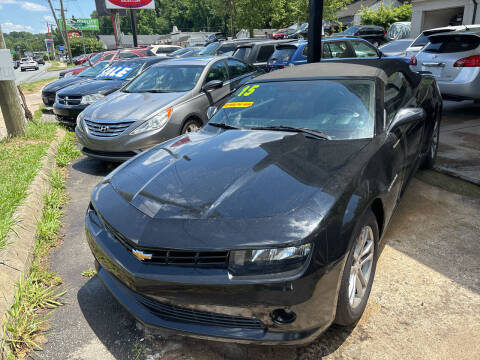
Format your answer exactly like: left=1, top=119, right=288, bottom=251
left=209, top=122, right=239, bottom=130
left=136, top=89, right=173, bottom=93
left=253, top=125, right=331, bottom=140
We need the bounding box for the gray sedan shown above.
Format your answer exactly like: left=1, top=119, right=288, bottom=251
left=75, top=56, right=260, bottom=161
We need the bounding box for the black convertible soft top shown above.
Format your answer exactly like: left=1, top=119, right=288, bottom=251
left=258, top=58, right=422, bottom=86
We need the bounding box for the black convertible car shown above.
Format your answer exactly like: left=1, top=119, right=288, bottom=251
left=86, top=60, right=441, bottom=344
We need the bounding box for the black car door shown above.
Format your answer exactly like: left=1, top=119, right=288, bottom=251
left=384, top=71, right=425, bottom=191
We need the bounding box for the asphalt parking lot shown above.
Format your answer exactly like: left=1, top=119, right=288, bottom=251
left=36, top=103, right=480, bottom=360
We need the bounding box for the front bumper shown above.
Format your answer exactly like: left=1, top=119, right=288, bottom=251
left=75, top=121, right=172, bottom=162
left=85, top=200, right=344, bottom=345
left=53, top=102, right=87, bottom=123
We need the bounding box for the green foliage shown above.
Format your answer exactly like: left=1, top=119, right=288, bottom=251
left=55, top=132, right=81, bottom=167
left=69, top=36, right=104, bottom=57
left=4, top=32, right=47, bottom=56
left=360, top=4, right=412, bottom=29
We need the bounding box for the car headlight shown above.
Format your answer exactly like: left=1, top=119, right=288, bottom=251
left=80, top=93, right=104, bottom=105
left=228, top=243, right=312, bottom=277
left=76, top=111, right=85, bottom=130
left=130, top=108, right=172, bottom=136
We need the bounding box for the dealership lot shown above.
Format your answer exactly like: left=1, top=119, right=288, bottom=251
left=35, top=103, right=480, bottom=360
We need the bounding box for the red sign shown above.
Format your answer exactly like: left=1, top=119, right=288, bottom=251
left=106, top=0, right=155, bottom=9
left=67, top=31, right=81, bottom=38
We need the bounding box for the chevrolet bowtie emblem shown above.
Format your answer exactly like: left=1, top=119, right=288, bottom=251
left=132, top=249, right=153, bottom=261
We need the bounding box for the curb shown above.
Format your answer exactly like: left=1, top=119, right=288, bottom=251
left=434, top=166, right=480, bottom=186
left=0, top=127, right=66, bottom=319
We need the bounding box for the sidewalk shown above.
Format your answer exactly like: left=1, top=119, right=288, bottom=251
left=0, top=92, right=44, bottom=140
left=436, top=101, right=480, bottom=185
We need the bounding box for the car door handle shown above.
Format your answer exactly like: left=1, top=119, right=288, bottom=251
left=422, top=62, right=445, bottom=67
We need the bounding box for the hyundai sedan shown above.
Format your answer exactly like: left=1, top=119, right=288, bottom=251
left=86, top=60, right=441, bottom=344
left=76, top=56, right=259, bottom=162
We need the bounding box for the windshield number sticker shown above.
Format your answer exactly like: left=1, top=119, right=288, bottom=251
left=237, top=85, right=259, bottom=97
left=98, top=66, right=134, bottom=79
left=223, top=102, right=254, bottom=108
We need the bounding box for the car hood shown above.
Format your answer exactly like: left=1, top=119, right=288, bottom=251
left=106, top=128, right=370, bottom=221
left=57, top=79, right=125, bottom=96
left=85, top=91, right=188, bottom=121
left=42, top=76, right=90, bottom=93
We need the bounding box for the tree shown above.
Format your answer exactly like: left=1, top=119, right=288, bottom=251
left=360, top=4, right=412, bottom=30
left=69, top=36, right=104, bottom=57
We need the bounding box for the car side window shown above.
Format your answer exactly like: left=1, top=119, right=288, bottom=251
left=385, top=72, right=413, bottom=125
left=227, top=59, right=249, bottom=79
left=351, top=41, right=378, bottom=57
left=327, top=41, right=350, bottom=58
left=205, top=61, right=228, bottom=83
left=256, top=45, right=275, bottom=62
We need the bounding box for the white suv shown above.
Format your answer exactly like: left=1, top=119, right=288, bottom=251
left=406, top=25, right=480, bottom=60
left=20, top=58, right=39, bottom=72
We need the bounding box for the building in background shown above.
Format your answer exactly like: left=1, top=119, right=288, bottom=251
left=411, top=0, right=480, bottom=37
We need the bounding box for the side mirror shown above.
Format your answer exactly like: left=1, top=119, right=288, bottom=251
left=207, top=106, right=218, bottom=120
left=388, top=108, right=425, bottom=133
left=202, top=80, right=223, bottom=91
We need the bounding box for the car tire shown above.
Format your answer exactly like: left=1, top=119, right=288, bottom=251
left=181, top=118, right=201, bottom=134
left=421, top=117, right=440, bottom=170
left=334, top=209, right=379, bottom=326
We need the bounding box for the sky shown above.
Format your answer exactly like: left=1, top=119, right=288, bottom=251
left=0, top=0, right=97, bottom=34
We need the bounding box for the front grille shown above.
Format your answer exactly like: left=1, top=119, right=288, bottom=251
left=85, top=119, right=135, bottom=137
left=135, top=293, right=265, bottom=330
left=57, top=94, right=82, bottom=105
left=102, top=216, right=229, bottom=268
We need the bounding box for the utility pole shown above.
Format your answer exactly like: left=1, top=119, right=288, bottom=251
left=229, top=0, right=234, bottom=38
left=307, top=0, right=324, bottom=63
left=130, top=10, right=138, bottom=47
left=46, top=0, right=67, bottom=49
left=0, top=25, right=26, bottom=137
left=59, top=0, right=73, bottom=63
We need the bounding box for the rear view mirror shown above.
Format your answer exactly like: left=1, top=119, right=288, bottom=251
left=388, top=108, right=425, bottom=133
left=202, top=80, right=223, bottom=91
left=207, top=106, right=218, bottom=120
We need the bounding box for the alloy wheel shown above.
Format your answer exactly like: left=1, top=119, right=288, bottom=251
left=348, top=225, right=375, bottom=309
left=184, top=123, right=199, bottom=133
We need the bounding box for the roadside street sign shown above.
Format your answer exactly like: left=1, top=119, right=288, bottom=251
left=0, top=49, right=15, bottom=81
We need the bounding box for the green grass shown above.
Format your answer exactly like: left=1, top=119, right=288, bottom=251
left=0, top=119, right=58, bottom=250
left=81, top=268, right=96, bottom=278
left=55, top=131, right=81, bottom=167
left=1, top=132, right=80, bottom=359
left=19, top=77, right=57, bottom=94
left=46, top=61, right=73, bottom=72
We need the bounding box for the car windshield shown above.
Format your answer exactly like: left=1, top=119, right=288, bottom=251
left=379, top=40, right=412, bottom=52
left=78, top=61, right=111, bottom=77
left=123, top=65, right=204, bottom=93
left=199, top=42, right=221, bottom=55
left=169, top=48, right=190, bottom=56
left=270, top=46, right=297, bottom=61
left=209, top=80, right=375, bottom=140
left=424, top=34, right=480, bottom=53
left=344, top=26, right=359, bottom=35
left=95, top=60, right=145, bottom=80
left=179, top=49, right=201, bottom=57
left=89, top=52, right=104, bottom=63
